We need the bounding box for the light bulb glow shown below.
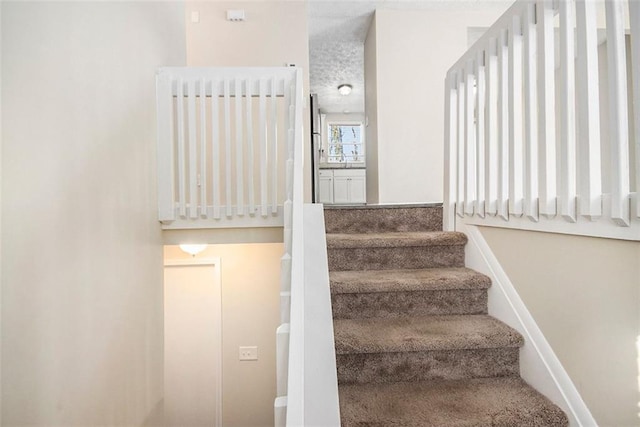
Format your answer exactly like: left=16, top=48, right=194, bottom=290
left=179, top=244, right=207, bottom=256
left=338, top=84, right=352, bottom=96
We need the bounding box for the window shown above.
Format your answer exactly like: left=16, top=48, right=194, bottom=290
left=327, top=122, right=364, bottom=164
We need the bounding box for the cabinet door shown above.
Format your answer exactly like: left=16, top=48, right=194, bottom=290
left=349, top=176, right=367, bottom=203
left=333, top=176, right=350, bottom=204
left=319, top=176, right=334, bottom=204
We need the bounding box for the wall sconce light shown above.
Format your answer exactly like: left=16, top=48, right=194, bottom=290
left=179, top=244, right=207, bottom=257
left=338, top=84, right=352, bottom=96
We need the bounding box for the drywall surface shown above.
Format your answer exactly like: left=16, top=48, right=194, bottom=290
left=364, top=15, right=379, bottom=204
left=164, top=243, right=282, bottom=427
left=479, top=227, right=640, bottom=426
left=185, top=1, right=312, bottom=202
left=1, top=2, right=185, bottom=425
left=371, top=7, right=507, bottom=204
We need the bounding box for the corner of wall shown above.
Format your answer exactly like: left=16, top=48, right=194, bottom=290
left=364, top=12, right=379, bottom=204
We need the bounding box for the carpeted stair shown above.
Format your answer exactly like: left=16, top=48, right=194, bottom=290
left=325, top=205, right=568, bottom=427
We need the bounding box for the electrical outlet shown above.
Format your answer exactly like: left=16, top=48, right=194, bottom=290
left=239, top=346, right=258, bottom=361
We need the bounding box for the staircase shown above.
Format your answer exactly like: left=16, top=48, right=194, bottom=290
left=325, top=205, right=568, bottom=427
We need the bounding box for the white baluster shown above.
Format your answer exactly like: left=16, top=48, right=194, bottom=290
left=457, top=71, right=465, bottom=218
left=271, top=77, right=279, bottom=215
left=200, top=78, right=208, bottom=218
left=605, top=0, right=631, bottom=226
left=224, top=79, right=233, bottom=218
left=280, top=291, right=291, bottom=325
left=286, top=81, right=294, bottom=161
left=576, top=0, right=602, bottom=221
left=211, top=79, right=221, bottom=220
left=464, top=62, right=476, bottom=216
left=537, top=0, right=557, bottom=218
left=235, top=78, right=244, bottom=217
left=497, top=29, right=509, bottom=221
left=188, top=79, right=198, bottom=219
left=280, top=253, right=292, bottom=293
left=509, top=14, right=524, bottom=217
left=177, top=76, right=187, bottom=218
left=523, top=2, right=539, bottom=222
left=260, top=78, right=268, bottom=217
left=246, top=78, right=256, bottom=216
left=475, top=50, right=486, bottom=219
left=274, top=397, right=287, bottom=427
left=485, top=37, right=499, bottom=216
left=559, top=0, right=577, bottom=223
left=276, top=323, right=290, bottom=396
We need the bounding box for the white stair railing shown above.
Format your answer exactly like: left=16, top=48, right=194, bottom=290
left=444, top=0, right=640, bottom=241
left=156, top=67, right=301, bottom=229
left=274, top=67, right=306, bottom=427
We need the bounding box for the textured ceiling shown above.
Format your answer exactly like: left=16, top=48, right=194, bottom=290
left=308, top=0, right=513, bottom=114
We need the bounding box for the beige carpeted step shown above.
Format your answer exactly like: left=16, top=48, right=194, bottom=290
left=325, top=206, right=568, bottom=424
left=330, top=268, right=491, bottom=318
left=339, top=377, right=569, bottom=427
left=334, top=315, right=523, bottom=384
left=326, top=231, right=467, bottom=249
left=334, top=314, right=523, bottom=355
left=327, top=231, right=467, bottom=271
left=324, top=205, right=442, bottom=234
left=330, top=267, right=491, bottom=294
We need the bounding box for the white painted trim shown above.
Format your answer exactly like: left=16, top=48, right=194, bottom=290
left=303, top=204, right=341, bottom=427
left=460, top=223, right=597, bottom=427
left=162, top=206, right=285, bottom=229
left=163, top=257, right=223, bottom=426
left=164, top=258, right=217, bottom=267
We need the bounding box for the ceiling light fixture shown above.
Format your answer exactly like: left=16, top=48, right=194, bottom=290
left=179, top=244, right=208, bottom=257
left=338, top=84, right=352, bottom=96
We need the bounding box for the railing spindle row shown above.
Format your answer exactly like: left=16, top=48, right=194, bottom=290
left=444, top=0, right=640, bottom=239
left=156, top=69, right=296, bottom=227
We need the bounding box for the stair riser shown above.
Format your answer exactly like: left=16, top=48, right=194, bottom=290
left=337, top=348, right=520, bottom=384
left=328, top=245, right=465, bottom=271
left=324, top=207, right=443, bottom=234
left=332, top=289, right=488, bottom=319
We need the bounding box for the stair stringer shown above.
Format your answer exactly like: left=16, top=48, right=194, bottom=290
left=458, top=222, right=597, bottom=427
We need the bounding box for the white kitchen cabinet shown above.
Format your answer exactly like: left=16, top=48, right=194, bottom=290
left=319, top=169, right=366, bottom=204
left=319, top=170, right=334, bottom=204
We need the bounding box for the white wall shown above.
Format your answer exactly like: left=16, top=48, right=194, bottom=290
left=164, top=244, right=282, bottom=427
left=364, top=16, right=379, bottom=204
left=479, top=227, right=640, bottom=427
left=1, top=2, right=185, bottom=425
left=368, top=6, right=508, bottom=204
left=185, top=1, right=312, bottom=202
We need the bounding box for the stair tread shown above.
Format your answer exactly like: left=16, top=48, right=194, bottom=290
left=326, top=231, right=467, bottom=249
left=330, top=267, right=490, bottom=294
left=339, top=377, right=568, bottom=427
left=324, top=205, right=443, bottom=233
left=334, top=314, right=523, bottom=354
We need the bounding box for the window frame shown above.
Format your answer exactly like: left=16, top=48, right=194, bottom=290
left=325, top=120, right=365, bottom=165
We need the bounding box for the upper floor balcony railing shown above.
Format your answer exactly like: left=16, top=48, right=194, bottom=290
left=156, top=67, right=302, bottom=229
left=444, top=0, right=640, bottom=241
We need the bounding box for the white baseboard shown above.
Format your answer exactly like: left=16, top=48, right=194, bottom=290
left=459, top=222, right=597, bottom=427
